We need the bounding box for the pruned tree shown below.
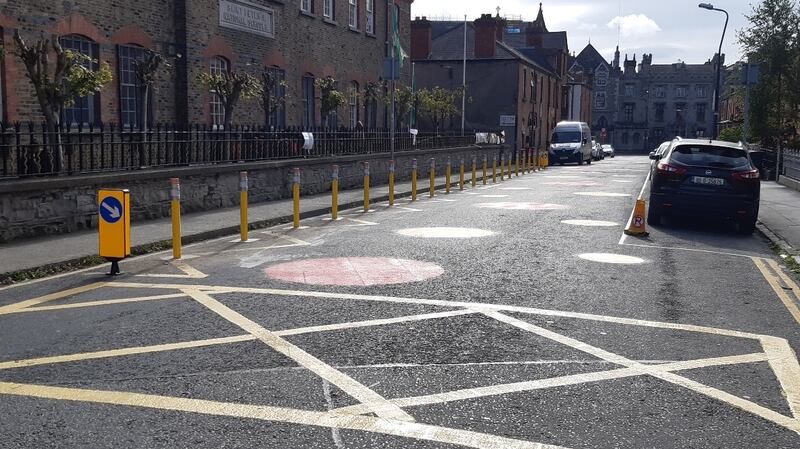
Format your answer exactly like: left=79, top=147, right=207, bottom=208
left=198, top=70, right=260, bottom=128
left=12, top=31, right=112, bottom=172
left=393, top=84, right=417, bottom=130
left=315, top=76, right=346, bottom=128
left=134, top=50, right=166, bottom=132
left=258, top=69, right=287, bottom=129
left=417, top=86, right=465, bottom=134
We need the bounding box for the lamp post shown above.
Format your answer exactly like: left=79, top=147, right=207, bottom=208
left=698, top=3, right=728, bottom=140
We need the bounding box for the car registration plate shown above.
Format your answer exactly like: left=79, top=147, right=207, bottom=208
left=692, top=176, right=724, bottom=186
left=560, top=156, right=569, bottom=160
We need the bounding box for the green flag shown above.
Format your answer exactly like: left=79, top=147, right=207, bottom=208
left=393, top=7, right=408, bottom=68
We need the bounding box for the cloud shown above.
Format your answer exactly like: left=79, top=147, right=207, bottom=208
left=577, top=22, right=599, bottom=31
left=607, top=14, right=661, bottom=38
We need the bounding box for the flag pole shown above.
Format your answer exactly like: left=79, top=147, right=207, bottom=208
left=461, top=14, right=467, bottom=137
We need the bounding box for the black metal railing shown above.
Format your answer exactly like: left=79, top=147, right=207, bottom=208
left=0, top=123, right=484, bottom=180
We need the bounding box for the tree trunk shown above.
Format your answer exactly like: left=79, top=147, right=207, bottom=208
left=42, top=108, right=62, bottom=174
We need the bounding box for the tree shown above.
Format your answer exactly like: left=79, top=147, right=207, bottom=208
left=133, top=50, right=166, bottom=132
left=12, top=32, right=112, bottom=172
left=315, top=76, right=346, bottom=128
left=738, top=0, right=800, bottom=145
left=417, top=86, right=465, bottom=133
left=197, top=70, right=260, bottom=128
left=258, top=69, right=287, bottom=129
left=719, top=126, right=743, bottom=143
left=393, top=84, right=417, bottom=130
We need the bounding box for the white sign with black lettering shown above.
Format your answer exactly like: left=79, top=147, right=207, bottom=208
left=219, top=0, right=274, bottom=38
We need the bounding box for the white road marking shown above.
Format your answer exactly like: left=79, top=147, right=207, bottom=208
left=229, top=238, right=261, bottom=243
left=322, top=380, right=346, bottom=449
left=578, top=253, right=646, bottom=264
left=396, top=228, right=496, bottom=238
left=10, top=293, right=187, bottom=314
left=479, top=195, right=509, bottom=198
left=136, top=262, right=208, bottom=279
left=621, top=243, right=768, bottom=260
left=561, top=220, right=619, bottom=227
left=573, top=192, right=631, bottom=197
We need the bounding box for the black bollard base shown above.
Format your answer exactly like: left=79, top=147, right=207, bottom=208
left=106, top=260, right=123, bottom=276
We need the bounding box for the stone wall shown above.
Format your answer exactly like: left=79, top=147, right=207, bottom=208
left=0, top=144, right=507, bottom=242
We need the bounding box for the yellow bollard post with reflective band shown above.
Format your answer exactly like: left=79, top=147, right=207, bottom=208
left=459, top=157, right=465, bottom=191
left=507, top=153, right=512, bottom=178
left=471, top=155, right=477, bottom=187
left=331, top=165, right=339, bottom=220
left=492, top=155, right=497, bottom=183
left=98, top=188, right=131, bottom=275
left=500, top=154, right=505, bottom=181
left=363, top=162, right=370, bottom=212
left=239, top=171, right=248, bottom=242
left=169, top=178, right=182, bottom=259
left=482, top=155, right=488, bottom=185
left=429, top=158, right=436, bottom=198
left=292, top=168, right=301, bottom=229
left=516, top=151, right=520, bottom=177
left=388, top=160, right=395, bottom=206
left=446, top=157, right=452, bottom=194
left=411, top=158, right=418, bottom=201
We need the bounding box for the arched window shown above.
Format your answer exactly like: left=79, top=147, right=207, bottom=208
left=622, top=132, right=629, bottom=145
left=349, top=81, right=359, bottom=128
left=302, top=74, right=315, bottom=128
left=209, top=56, right=229, bottom=128
left=265, top=66, right=286, bottom=129
left=117, top=44, right=152, bottom=128
left=60, top=35, right=100, bottom=126
left=633, top=132, right=641, bottom=145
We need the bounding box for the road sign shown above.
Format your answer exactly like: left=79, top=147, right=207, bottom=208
left=499, top=115, right=516, bottom=127
left=98, top=189, right=131, bottom=260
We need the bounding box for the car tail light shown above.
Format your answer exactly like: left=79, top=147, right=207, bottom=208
left=731, top=169, right=760, bottom=181
left=656, top=162, right=687, bottom=176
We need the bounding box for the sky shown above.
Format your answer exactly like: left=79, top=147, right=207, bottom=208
left=410, top=0, right=756, bottom=64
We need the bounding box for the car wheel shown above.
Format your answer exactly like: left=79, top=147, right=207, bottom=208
left=577, top=157, right=584, bottom=166
left=587, top=157, right=592, bottom=165
left=647, top=208, right=661, bottom=226
left=738, top=218, right=757, bottom=234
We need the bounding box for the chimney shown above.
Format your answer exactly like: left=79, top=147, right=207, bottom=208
left=474, top=14, right=497, bottom=58
left=624, top=54, right=637, bottom=75
left=411, top=17, right=432, bottom=60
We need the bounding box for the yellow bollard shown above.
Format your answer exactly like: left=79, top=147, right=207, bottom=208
left=471, top=155, right=477, bottom=187
left=507, top=154, right=512, bottom=179
left=500, top=154, right=505, bottom=181
left=169, top=178, right=181, bottom=259
left=239, top=171, right=248, bottom=242
left=292, top=168, right=301, bottom=228
left=526, top=149, right=531, bottom=173
left=459, top=157, right=465, bottom=191
left=429, top=158, right=436, bottom=198
left=492, top=155, right=497, bottom=183
left=411, top=158, right=418, bottom=201
left=363, top=162, right=370, bottom=212
left=331, top=165, right=339, bottom=220
left=482, top=155, right=488, bottom=185
left=516, top=152, right=520, bottom=177
left=446, top=157, right=452, bottom=194
left=388, top=160, right=395, bottom=206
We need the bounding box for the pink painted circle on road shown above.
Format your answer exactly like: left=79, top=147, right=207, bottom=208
left=476, top=202, right=568, bottom=211
left=265, top=257, right=444, bottom=286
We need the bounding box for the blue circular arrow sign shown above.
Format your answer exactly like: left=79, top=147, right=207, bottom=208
left=99, top=197, right=124, bottom=224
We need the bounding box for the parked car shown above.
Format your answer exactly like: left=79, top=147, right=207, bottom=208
left=548, top=121, right=594, bottom=165
left=648, top=138, right=760, bottom=233
left=591, top=140, right=604, bottom=161
left=597, top=142, right=605, bottom=160
left=601, top=144, right=615, bottom=158
left=649, top=141, right=671, bottom=177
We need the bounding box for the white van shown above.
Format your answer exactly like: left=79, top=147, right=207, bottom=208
left=548, top=121, right=593, bottom=165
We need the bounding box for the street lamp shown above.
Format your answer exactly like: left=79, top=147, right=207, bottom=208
left=698, top=3, right=729, bottom=140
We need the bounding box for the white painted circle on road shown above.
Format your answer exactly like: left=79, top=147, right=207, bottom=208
left=543, top=175, right=582, bottom=179
left=562, top=220, right=619, bottom=227
left=476, top=202, right=568, bottom=211
left=579, top=253, right=646, bottom=264
left=612, top=180, right=634, bottom=183
left=480, top=194, right=509, bottom=198
left=573, top=192, right=631, bottom=197
left=396, top=227, right=496, bottom=238
left=499, top=187, right=533, bottom=191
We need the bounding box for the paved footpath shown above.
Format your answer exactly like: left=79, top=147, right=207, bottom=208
left=1, top=156, right=799, bottom=448
left=759, top=181, right=800, bottom=252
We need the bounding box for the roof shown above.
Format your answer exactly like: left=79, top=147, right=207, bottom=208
left=516, top=47, right=557, bottom=74
left=671, top=138, right=744, bottom=149
left=502, top=29, right=568, bottom=52
left=575, top=43, right=609, bottom=73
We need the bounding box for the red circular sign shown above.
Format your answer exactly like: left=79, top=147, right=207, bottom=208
left=265, top=257, right=444, bottom=286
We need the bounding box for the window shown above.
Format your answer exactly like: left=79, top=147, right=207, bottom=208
left=655, top=103, right=665, bottom=122
left=266, top=67, right=286, bottom=128
left=118, top=45, right=150, bottom=128
left=324, top=80, right=339, bottom=128
left=696, top=103, right=707, bottom=123
left=595, top=67, right=608, bottom=87
left=60, top=35, right=100, bottom=126
left=366, top=0, right=375, bottom=33
left=695, top=85, right=708, bottom=98
left=625, top=84, right=635, bottom=97
left=622, top=132, right=629, bottom=144
left=302, top=74, right=316, bottom=128
left=623, top=103, right=634, bottom=122
left=670, top=144, right=749, bottom=168
left=676, top=85, right=688, bottom=97
left=349, top=81, right=359, bottom=128
left=323, top=0, right=334, bottom=19
left=301, top=0, right=312, bottom=13
left=633, top=133, right=641, bottom=145
left=522, top=70, right=527, bottom=100
left=654, top=86, right=665, bottom=98
left=595, top=92, right=606, bottom=109
left=349, top=0, right=358, bottom=28
left=365, top=95, right=377, bottom=129
left=209, top=56, right=228, bottom=128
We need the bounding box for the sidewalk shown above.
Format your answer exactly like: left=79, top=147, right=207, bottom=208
left=759, top=181, right=800, bottom=252
left=0, top=171, right=505, bottom=279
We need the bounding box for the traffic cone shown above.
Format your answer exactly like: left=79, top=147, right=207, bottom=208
left=624, top=199, right=649, bottom=236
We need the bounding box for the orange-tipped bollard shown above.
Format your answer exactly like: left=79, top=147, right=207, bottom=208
left=624, top=199, right=649, bottom=236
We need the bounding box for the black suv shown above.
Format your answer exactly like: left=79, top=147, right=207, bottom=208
left=648, top=139, right=761, bottom=233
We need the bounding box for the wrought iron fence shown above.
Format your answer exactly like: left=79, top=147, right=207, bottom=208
left=783, top=148, right=800, bottom=181
left=751, top=145, right=800, bottom=181
left=0, top=123, right=483, bottom=180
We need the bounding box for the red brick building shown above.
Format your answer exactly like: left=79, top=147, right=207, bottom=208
left=0, top=0, right=413, bottom=129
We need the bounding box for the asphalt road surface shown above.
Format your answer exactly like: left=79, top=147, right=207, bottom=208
left=1, top=156, right=799, bottom=449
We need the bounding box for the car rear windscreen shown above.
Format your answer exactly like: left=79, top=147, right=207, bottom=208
left=670, top=145, right=749, bottom=168
left=552, top=131, right=581, bottom=143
